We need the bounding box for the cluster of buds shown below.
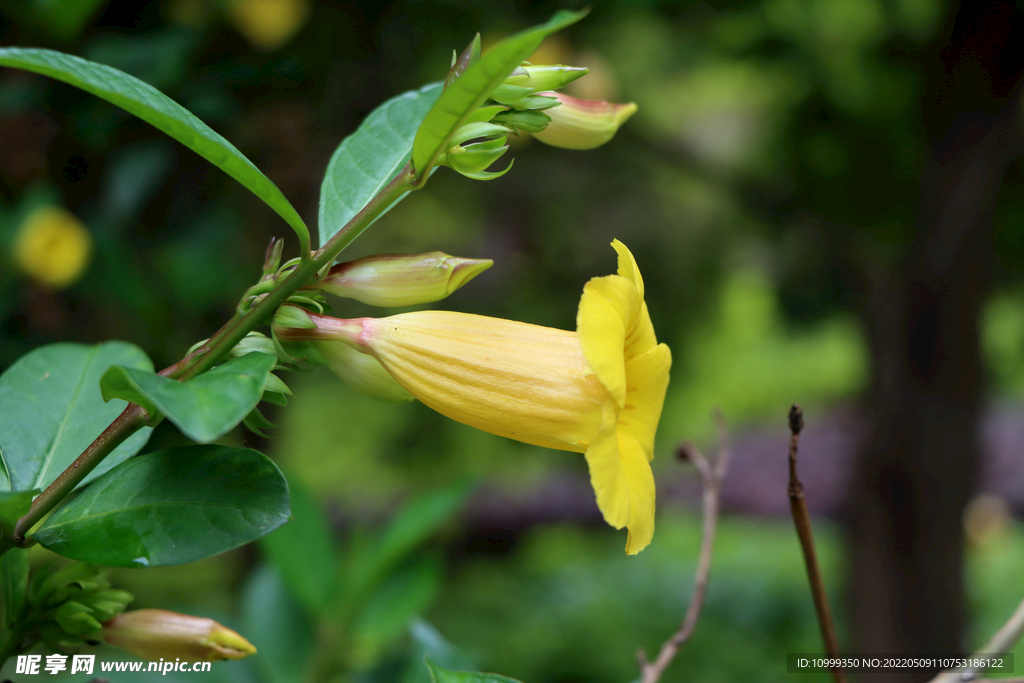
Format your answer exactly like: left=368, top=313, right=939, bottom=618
left=437, top=35, right=636, bottom=179
left=18, top=563, right=255, bottom=662
left=25, top=563, right=133, bottom=649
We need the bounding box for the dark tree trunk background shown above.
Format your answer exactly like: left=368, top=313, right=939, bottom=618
left=849, top=2, right=1024, bottom=680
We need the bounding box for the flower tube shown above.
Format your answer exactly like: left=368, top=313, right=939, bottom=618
left=275, top=241, right=670, bottom=554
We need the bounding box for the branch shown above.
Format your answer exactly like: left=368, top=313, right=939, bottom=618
left=787, top=404, right=846, bottom=683
left=637, top=412, right=731, bottom=683
left=930, top=594, right=1024, bottom=683
left=0, top=165, right=417, bottom=557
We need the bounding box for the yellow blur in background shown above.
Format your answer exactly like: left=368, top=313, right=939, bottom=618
left=227, top=0, right=310, bottom=52
left=13, top=206, right=93, bottom=290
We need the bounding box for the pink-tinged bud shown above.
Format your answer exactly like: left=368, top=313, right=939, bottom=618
left=531, top=92, right=637, bottom=150
left=316, top=252, right=492, bottom=307
left=103, top=609, right=256, bottom=662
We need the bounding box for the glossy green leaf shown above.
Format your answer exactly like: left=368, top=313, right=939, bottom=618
left=0, top=48, right=310, bottom=253
left=100, top=352, right=277, bottom=443
left=318, top=82, right=442, bottom=248
left=260, top=477, right=338, bottom=616
left=1, top=549, right=29, bottom=629
left=32, top=445, right=290, bottom=567
left=426, top=658, right=524, bottom=683
left=411, top=10, right=586, bottom=180
left=0, top=342, right=153, bottom=493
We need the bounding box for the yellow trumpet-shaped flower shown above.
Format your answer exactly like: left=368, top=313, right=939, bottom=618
left=275, top=241, right=670, bottom=554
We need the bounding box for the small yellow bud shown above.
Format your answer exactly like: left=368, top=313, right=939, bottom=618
left=14, top=206, right=92, bottom=289
left=531, top=92, right=637, bottom=150
left=316, top=252, right=492, bottom=307
left=103, top=609, right=257, bottom=662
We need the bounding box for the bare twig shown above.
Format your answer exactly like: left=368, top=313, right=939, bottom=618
left=637, top=412, right=732, bottom=683
left=787, top=404, right=846, bottom=683
left=930, top=594, right=1024, bottom=683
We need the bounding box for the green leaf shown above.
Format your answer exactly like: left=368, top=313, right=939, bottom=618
left=260, top=477, right=338, bottom=616
left=0, top=48, right=310, bottom=253
left=352, top=555, right=443, bottom=664
left=0, top=342, right=153, bottom=493
left=318, top=82, right=442, bottom=247
left=425, top=658, right=524, bottom=683
left=242, top=565, right=314, bottom=683
left=410, top=10, right=587, bottom=180
left=339, top=481, right=471, bottom=613
left=100, top=352, right=277, bottom=443
left=399, top=621, right=476, bottom=683
left=1, top=549, right=28, bottom=629
left=32, top=445, right=290, bottom=567
left=0, top=490, right=34, bottom=527
left=0, top=490, right=36, bottom=541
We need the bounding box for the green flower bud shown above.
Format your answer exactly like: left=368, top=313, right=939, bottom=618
left=531, top=92, right=637, bottom=150
left=492, top=109, right=552, bottom=134
left=55, top=601, right=103, bottom=636
left=445, top=33, right=481, bottom=90
left=504, top=64, right=589, bottom=93
left=262, top=237, right=284, bottom=279
left=316, top=340, right=414, bottom=403
left=103, top=609, right=257, bottom=662
left=317, top=252, right=492, bottom=307
left=229, top=332, right=279, bottom=359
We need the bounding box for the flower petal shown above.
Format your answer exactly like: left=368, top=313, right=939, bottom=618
left=619, top=434, right=655, bottom=555
left=584, top=400, right=631, bottom=529
left=611, top=238, right=644, bottom=300
left=620, top=343, right=672, bottom=458
left=624, top=301, right=658, bottom=362
left=577, top=274, right=637, bottom=408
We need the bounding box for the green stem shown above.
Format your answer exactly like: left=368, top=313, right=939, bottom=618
left=0, top=164, right=417, bottom=556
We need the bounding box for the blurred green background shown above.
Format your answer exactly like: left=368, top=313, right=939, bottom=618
left=2, top=0, right=1024, bottom=681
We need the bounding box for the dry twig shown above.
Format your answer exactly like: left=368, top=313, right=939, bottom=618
left=637, top=413, right=731, bottom=683
left=930, top=595, right=1024, bottom=683
left=787, top=404, right=846, bottom=683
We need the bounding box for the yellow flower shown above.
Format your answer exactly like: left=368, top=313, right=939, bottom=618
left=13, top=206, right=92, bottom=289
left=103, top=609, right=256, bottom=662
left=276, top=241, right=670, bottom=554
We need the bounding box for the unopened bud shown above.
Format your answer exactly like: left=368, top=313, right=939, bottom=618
left=103, top=609, right=257, bottom=662
left=446, top=34, right=481, bottom=89
left=531, top=92, right=637, bottom=150
left=317, top=340, right=414, bottom=403
left=492, top=109, right=551, bottom=134
left=504, top=64, right=588, bottom=93
left=317, top=252, right=492, bottom=307
left=55, top=601, right=103, bottom=636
